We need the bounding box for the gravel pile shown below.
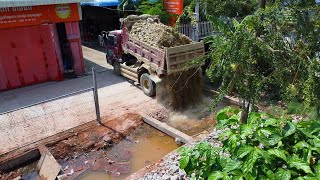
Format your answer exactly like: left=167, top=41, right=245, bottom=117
left=127, top=15, right=192, bottom=49
left=138, top=152, right=187, bottom=180
left=136, top=128, right=223, bottom=180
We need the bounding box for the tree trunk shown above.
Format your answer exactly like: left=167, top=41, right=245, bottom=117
left=260, top=0, right=266, bottom=9
left=240, top=100, right=250, bottom=123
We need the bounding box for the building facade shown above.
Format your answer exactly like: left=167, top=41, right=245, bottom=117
left=0, top=0, right=88, bottom=91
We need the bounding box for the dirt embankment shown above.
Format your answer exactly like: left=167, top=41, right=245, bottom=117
left=48, top=113, right=143, bottom=160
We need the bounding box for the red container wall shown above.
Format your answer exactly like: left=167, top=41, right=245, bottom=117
left=65, top=21, right=85, bottom=75
left=0, top=24, right=64, bottom=91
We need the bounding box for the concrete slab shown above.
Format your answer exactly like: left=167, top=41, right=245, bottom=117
left=38, top=153, right=61, bottom=180
left=143, top=116, right=193, bottom=144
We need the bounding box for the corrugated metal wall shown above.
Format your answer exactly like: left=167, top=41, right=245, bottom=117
left=65, top=21, right=85, bottom=75
left=0, top=24, right=64, bottom=91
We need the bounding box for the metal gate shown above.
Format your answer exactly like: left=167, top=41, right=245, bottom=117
left=0, top=24, right=64, bottom=91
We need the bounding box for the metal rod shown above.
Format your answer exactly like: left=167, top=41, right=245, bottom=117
left=92, top=67, right=101, bottom=124
left=0, top=87, right=93, bottom=115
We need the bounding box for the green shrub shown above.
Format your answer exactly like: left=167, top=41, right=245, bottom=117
left=179, top=107, right=320, bottom=179
left=287, top=101, right=319, bottom=120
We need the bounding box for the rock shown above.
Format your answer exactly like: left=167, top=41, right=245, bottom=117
left=147, top=174, right=153, bottom=179
left=63, top=165, right=69, bottom=171
left=108, top=159, right=114, bottom=164
left=13, top=176, right=22, bottom=180
left=175, top=138, right=183, bottom=146
left=151, top=173, right=156, bottom=179
left=103, top=135, right=112, bottom=143
left=171, top=166, right=179, bottom=173
left=162, top=174, right=170, bottom=180
left=65, top=169, right=74, bottom=176
left=38, top=153, right=62, bottom=180
left=125, top=136, right=134, bottom=142
left=57, top=174, right=68, bottom=180
left=171, top=175, right=179, bottom=180
left=83, top=141, right=95, bottom=150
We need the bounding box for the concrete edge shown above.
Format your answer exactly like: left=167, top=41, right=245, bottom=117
left=142, top=116, right=193, bottom=144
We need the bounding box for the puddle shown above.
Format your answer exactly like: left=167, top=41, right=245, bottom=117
left=63, top=124, right=178, bottom=180
left=1, top=123, right=178, bottom=180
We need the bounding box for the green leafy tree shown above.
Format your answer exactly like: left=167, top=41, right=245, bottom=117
left=204, top=0, right=259, bottom=18
left=136, top=0, right=171, bottom=24
left=201, top=0, right=320, bottom=121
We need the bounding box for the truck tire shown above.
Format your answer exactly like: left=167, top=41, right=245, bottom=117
left=140, top=73, right=156, bottom=97
left=113, top=61, right=121, bottom=76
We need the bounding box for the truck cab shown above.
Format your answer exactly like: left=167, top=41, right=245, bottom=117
left=106, top=30, right=123, bottom=66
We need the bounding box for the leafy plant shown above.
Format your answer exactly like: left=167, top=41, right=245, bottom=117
left=136, top=0, right=171, bottom=24
left=179, top=107, right=320, bottom=179
left=192, top=0, right=320, bottom=121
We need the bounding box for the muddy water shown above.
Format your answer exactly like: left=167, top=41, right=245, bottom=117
left=74, top=124, right=178, bottom=180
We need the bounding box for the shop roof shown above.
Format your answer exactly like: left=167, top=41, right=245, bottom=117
left=81, top=0, right=119, bottom=7
left=0, top=0, right=91, bottom=7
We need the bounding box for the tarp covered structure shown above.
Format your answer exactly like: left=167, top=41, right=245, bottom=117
left=81, top=0, right=119, bottom=7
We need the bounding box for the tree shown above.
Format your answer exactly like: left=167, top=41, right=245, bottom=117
left=202, top=0, right=320, bottom=122
left=136, top=0, right=171, bottom=24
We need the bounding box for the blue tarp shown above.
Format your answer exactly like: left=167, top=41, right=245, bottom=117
left=81, top=0, right=120, bottom=7
left=82, top=0, right=319, bottom=8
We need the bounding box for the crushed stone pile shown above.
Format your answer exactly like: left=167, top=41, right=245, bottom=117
left=127, top=16, right=192, bottom=49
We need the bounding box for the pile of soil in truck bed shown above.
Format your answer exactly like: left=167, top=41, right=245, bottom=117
left=124, top=15, right=203, bottom=110
left=130, top=20, right=192, bottom=49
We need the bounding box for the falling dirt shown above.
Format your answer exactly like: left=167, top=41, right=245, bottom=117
left=163, top=98, right=237, bottom=136
left=157, top=68, right=203, bottom=110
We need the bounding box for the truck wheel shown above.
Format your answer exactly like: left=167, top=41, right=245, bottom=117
left=140, top=73, right=156, bottom=97
left=113, top=61, right=121, bottom=75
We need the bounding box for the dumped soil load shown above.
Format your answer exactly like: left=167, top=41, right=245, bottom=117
left=157, top=68, right=203, bottom=110
left=127, top=15, right=192, bottom=49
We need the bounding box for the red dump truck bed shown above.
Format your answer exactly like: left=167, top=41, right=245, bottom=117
left=121, top=23, right=204, bottom=76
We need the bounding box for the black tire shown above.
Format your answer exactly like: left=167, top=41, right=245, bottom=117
left=113, top=61, right=121, bottom=76
left=140, top=73, right=156, bottom=97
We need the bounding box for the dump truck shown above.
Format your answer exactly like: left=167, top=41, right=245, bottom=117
left=106, top=15, right=204, bottom=97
